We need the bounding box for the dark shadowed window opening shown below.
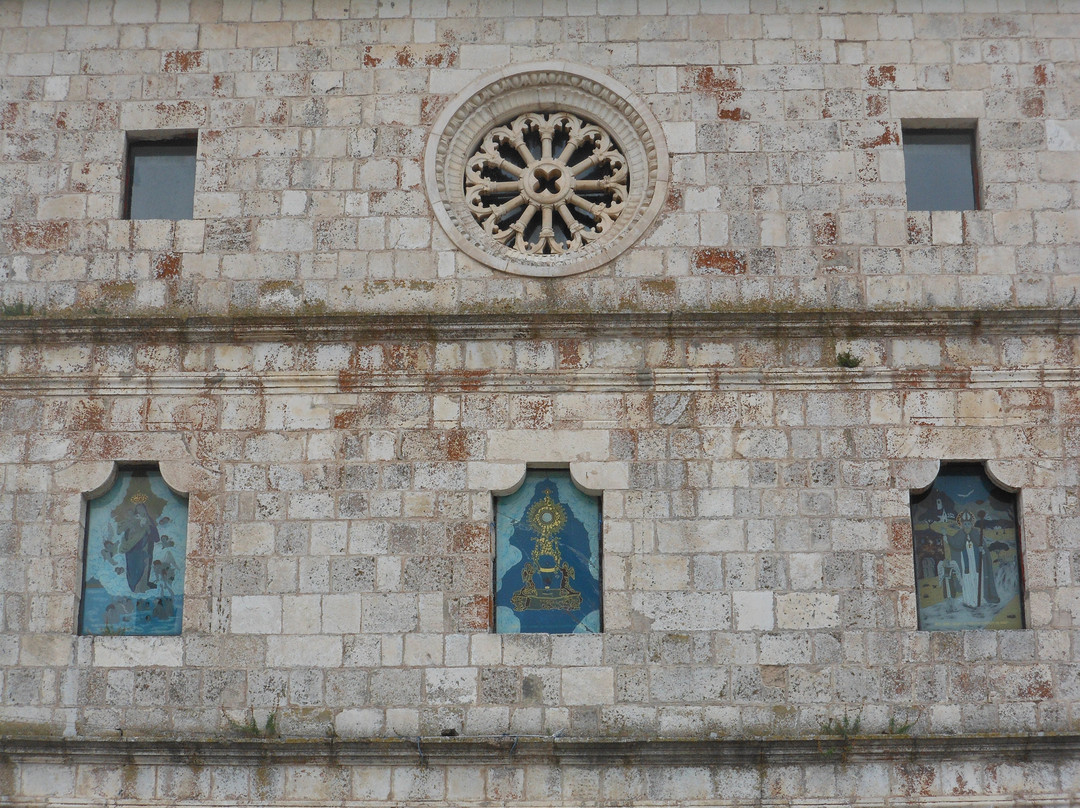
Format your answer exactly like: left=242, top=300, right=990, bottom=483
left=125, top=136, right=197, bottom=220
left=903, top=128, right=978, bottom=211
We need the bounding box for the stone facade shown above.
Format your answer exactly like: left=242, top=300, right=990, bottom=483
left=2, top=1, right=1080, bottom=805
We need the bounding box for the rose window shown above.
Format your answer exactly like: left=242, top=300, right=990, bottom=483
left=465, top=112, right=629, bottom=255
left=425, top=63, right=669, bottom=277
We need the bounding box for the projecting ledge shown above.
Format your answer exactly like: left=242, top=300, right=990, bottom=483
left=2, top=308, right=1080, bottom=345
left=1, top=733, right=1076, bottom=768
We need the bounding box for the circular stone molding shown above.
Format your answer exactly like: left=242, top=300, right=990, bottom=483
left=425, top=62, right=669, bottom=278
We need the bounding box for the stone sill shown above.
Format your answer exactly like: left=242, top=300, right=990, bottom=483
left=1, top=308, right=1079, bottom=345
left=1, top=733, right=1076, bottom=767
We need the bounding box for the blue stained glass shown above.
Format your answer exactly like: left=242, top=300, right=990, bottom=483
left=495, top=471, right=601, bottom=634
left=910, top=464, right=1023, bottom=631
left=79, top=469, right=188, bottom=635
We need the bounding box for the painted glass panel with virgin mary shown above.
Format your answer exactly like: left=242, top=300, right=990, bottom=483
left=910, top=463, right=1023, bottom=631
left=79, top=468, right=187, bottom=635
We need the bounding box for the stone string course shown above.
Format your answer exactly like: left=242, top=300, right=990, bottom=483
left=2, top=2, right=1080, bottom=807
left=2, top=736, right=1079, bottom=806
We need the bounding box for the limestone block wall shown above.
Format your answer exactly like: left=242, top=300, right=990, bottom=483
left=1, top=315, right=1079, bottom=742
left=3, top=2, right=1080, bottom=806
left=0, top=2, right=1078, bottom=315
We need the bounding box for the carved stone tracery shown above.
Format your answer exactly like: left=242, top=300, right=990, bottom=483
left=465, top=112, right=629, bottom=255
left=425, top=63, right=669, bottom=277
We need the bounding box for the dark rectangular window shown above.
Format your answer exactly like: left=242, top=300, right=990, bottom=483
left=902, top=128, right=978, bottom=211
left=124, top=136, right=197, bottom=220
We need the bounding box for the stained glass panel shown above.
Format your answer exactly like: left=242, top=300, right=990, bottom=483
left=79, top=468, right=188, bottom=635
left=495, top=470, right=601, bottom=634
left=910, top=463, right=1023, bottom=631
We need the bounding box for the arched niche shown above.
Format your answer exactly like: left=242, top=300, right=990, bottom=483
left=492, top=467, right=602, bottom=635
left=909, top=461, right=1025, bottom=632
left=72, top=459, right=207, bottom=637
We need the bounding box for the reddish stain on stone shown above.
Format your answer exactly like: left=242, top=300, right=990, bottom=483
left=338, top=369, right=373, bottom=394
left=102, top=434, right=123, bottom=457
left=907, top=215, right=929, bottom=245
left=444, top=429, right=469, bottom=461
left=258, top=100, right=288, bottom=126
left=691, top=66, right=739, bottom=93
left=153, top=252, right=182, bottom=280
left=420, top=95, right=446, bottom=126
left=453, top=595, right=491, bottom=631
left=515, top=397, right=552, bottom=429
left=866, top=65, right=896, bottom=88
left=1018, top=673, right=1053, bottom=701
left=889, top=521, right=912, bottom=554
left=7, top=133, right=48, bottom=161
left=363, top=45, right=457, bottom=69
left=952, top=773, right=975, bottom=796
left=451, top=523, right=490, bottom=553
left=1060, top=390, right=1080, bottom=420
left=865, top=93, right=887, bottom=116
left=9, top=222, right=70, bottom=252
left=385, top=344, right=421, bottom=372
left=1033, top=64, right=1049, bottom=86
left=425, top=48, right=457, bottom=67
left=559, top=340, right=583, bottom=369
left=71, top=399, right=105, bottom=431
left=813, top=213, right=838, bottom=245
left=666, top=185, right=683, bottom=213
left=333, top=408, right=363, bottom=428
left=154, top=100, right=203, bottom=124
left=163, top=50, right=204, bottom=73
left=1, top=102, right=17, bottom=128
left=717, top=106, right=744, bottom=121
left=1006, top=388, right=1052, bottom=415
left=459, top=369, right=489, bottom=392
left=188, top=492, right=216, bottom=523
left=693, top=248, right=746, bottom=274
left=899, top=764, right=935, bottom=797
left=1021, top=91, right=1045, bottom=118
left=71, top=163, right=94, bottom=192
left=55, top=110, right=68, bottom=129
left=861, top=123, right=899, bottom=148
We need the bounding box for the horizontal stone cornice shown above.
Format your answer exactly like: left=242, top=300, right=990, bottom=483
left=1, top=309, right=1079, bottom=345
left=0, top=733, right=1077, bottom=768
left=3, top=366, right=1080, bottom=397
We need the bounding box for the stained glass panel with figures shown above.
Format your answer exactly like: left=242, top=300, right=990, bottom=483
left=910, top=464, right=1023, bottom=631
left=495, top=470, right=601, bottom=634
left=79, top=468, right=188, bottom=635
